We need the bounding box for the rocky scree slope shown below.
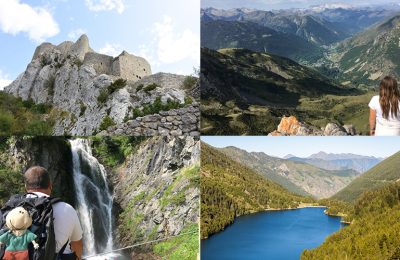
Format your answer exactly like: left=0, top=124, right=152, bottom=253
left=5, top=34, right=199, bottom=135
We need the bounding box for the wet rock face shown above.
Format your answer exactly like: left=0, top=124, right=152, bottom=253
left=111, top=136, right=200, bottom=248
left=0, top=137, right=75, bottom=205
left=4, top=35, right=199, bottom=136
left=269, top=116, right=356, bottom=136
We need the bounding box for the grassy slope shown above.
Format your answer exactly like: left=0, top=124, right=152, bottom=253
left=153, top=224, right=199, bottom=260
left=332, top=151, right=400, bottom=202
left=201, top=142, right=314, bottom=239
left=0, top=91, right=56, bottom=135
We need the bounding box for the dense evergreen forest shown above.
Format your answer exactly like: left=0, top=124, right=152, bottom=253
left=303, top=182, right=400, bottom=259
left=201, top=142, right=313, bottom=239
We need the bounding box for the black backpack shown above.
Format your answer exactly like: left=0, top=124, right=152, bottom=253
left=0, top=193, right=67, bottom=260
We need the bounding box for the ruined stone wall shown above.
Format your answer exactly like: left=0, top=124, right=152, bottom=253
left=102, top=104, right=200, bottom=136
left=112, top=52, right=151, bottom=82
left=83, top=52, right=114, bottom=75
left=133, top=73, right=186, bottom=89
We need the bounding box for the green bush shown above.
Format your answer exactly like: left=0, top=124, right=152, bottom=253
left=108, top=78, right=127, bottom=94
left=31, top=103, right=52, bottom=114
left=80, top=102, right=87, bottom=116
left=26, top=121, right=53, bottom=135
left=0, top=113, right=13, bottom=135
left=73, top=58, right=83, bottom=67
left=143, top=83, right=159, bottom=93
left=182, top=76, right=197, bottom=89
left=45, top=75, right=56, bottom=96
left=0, top=168, right=25, bottom=205
left=97, top=89, right=109, bottom=104
left=136, top=84, right=144, bottom=92
left=99, top=116, right=116, bottom=131
left=0, top=92, right=55, bottom=135
left=130, top=97, right=183, bottom=120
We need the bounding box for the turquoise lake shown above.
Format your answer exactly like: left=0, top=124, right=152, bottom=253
left=201, top=207, right=343, bottom=260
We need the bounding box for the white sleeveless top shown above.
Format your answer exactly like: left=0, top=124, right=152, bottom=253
left=369, top=95, right=400, bottom=136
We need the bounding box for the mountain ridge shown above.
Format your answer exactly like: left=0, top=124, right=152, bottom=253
left=218, top=145, right=360, bottom=198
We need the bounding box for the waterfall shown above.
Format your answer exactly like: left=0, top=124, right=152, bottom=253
left=70, top=139, right=115, bottom=258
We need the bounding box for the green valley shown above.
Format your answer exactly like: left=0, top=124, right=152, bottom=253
left=201, top=47, right=367, bottom=135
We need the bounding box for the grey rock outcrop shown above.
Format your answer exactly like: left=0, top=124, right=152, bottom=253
left=4, top=35, right=199, bottom=135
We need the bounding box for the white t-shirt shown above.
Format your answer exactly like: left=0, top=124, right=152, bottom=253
left=369, top=95, right=400, bottom=130
left=30, top=192, right=83, bottom=254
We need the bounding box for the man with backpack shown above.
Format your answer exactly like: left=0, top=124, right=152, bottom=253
left=0, top=166, right=83, bottom=260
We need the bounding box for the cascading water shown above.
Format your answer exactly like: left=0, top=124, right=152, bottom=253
left=70, top=139, right=115, bottom=258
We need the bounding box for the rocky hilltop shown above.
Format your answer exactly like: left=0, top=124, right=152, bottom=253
left=4, top=35, right=199, bottom=136
left=269, top=116, right=357, bottom=136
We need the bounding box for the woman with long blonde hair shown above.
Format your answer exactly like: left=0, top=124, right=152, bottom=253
left=369, top=76, right=400, bottom=135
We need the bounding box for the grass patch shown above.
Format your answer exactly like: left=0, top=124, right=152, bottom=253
left=153, top=224, right=199, bottom=260
left=160, top=165, right=199, bottom=210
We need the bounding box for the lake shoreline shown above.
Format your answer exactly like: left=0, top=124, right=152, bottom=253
left=202, top=204, right=333, bottom=240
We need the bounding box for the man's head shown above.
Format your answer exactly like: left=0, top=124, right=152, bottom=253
left=24, top=166, right=52, bottom=195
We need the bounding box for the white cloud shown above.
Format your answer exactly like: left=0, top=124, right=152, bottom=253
left=0, top=0, right=59, bottom=42
left=68, top=28, right=87, bottom=40
left=152, top=16, right=200, bottom=64
left=99, top=43, right=123, bottom=57
left=85, top=0, right=125, bottom=14
left=0, top=70, right=12, bottom=91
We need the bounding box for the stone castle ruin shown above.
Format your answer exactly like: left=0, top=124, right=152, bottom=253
left=32, top=34, right=151, bottom=82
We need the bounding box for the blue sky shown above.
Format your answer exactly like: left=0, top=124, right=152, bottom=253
left=0, top=0, right=200, bottom=89
left=201, top=0, right=400, bottom=11
left=201, top=136, right=400, bottom=158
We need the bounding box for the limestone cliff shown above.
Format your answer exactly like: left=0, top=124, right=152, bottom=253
left=4, top=35, right=199, bottom=136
